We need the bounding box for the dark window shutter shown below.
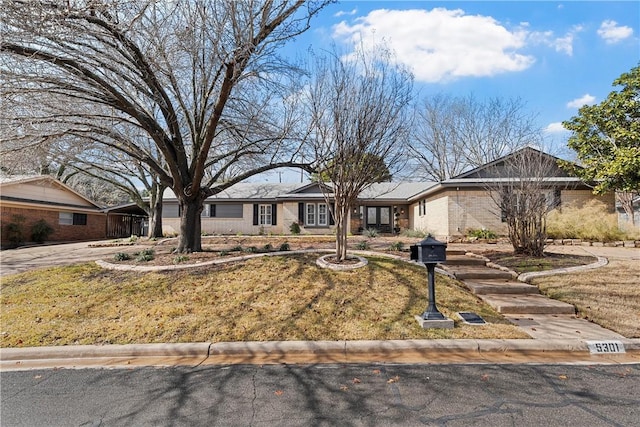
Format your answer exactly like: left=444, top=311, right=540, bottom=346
left=330, top=203, right=335, bottom=225
left=298, top=203, right=305, bottom=224
left=253, top=204, right=259, bottom=225
left=271, top=204, right=277, bottom=225
left=210, top=204, right=216, bottom=217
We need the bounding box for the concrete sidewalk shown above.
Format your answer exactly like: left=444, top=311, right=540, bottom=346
left=2, top=339, right=639, bottom=371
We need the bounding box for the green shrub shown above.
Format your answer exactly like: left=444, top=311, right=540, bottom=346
left=173, top=255, right=189, bottom=264
left=263, top=243, right=273, bottom=251
left=30, top=219, right=54, bottom=243
left=245, top=246, right=258, bottom=253
left=279, top=242, right=291, bottom=251
left=113, top=252, right=131, bottom=261
left=364, top=228, right=379, bottom=238
left=356, top=241, right=370, bottom=250
left=128, top=235, right=138, bottom=243
left=135, top=248, right=155, bottom=262
left=219, top=250, right=230, bottom=256
left=3, top=215, right=25, bottom=248
left=389, top=241, right=404, bottom=251
left=230, top=245, right=243, bottom=252
left=547, top=200, right=627, bottom=242
left=467, top=228, right=497, bottom=239
left=289, top=222, right=301, bottom=235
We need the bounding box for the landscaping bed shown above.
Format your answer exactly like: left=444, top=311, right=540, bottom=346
left=478, top=250, right=597, bottom=273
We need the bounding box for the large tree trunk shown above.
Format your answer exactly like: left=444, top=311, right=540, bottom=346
left=177, top=197, right=204, bottom=253
left=334, top=204, right=350, bottom=261
left=147, top=183, right=166, bottom=238
left=148, top=203, right=164, bottom=238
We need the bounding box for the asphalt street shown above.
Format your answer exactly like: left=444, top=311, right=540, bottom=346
left=2, top=363, right=639, bottom=426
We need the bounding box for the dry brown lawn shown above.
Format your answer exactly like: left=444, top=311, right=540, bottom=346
left=0, top=254, right=528, bottom=347
left=531, top=260, right=640, bottom=338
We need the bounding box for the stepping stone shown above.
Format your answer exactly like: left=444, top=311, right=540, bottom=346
left=443, top=256, right=487, bottom=266
left=464, top=279, right=539, bottom=295
left=445, top=249, right=467, bottom=256
left=478, top=294, right=576, bottom=315
left=443, top=266, right=515, bottom=280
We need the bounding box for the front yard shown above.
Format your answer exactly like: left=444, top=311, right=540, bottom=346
left=1, top=253, right=528, bottom=347
left=2, top=236, right=637, bottom=346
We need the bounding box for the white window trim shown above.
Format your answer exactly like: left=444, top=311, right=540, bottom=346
left=259, top=204, right=272, bottom=226
left=59, top=212, right=73, bottom=225
left=317, top=203, right=328, bottom=226
left=306, top=203, right=316, bottom=226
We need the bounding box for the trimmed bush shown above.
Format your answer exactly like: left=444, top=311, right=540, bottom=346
left=289, top=222, right=301, bottom=235
left=279, top=242, right=291, bottom=251
left=4, top=215, right=25, bottom=248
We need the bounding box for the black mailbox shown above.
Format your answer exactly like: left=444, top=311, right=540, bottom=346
left=410, top=236, right=447, bottom=264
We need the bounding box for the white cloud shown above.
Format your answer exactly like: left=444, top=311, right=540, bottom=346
left=544, top=122, right=568, bottom=134
left=597, top=20, right=633, bottom=44
left=334, top=8, right=357, bottom=18
left=567, top=94, right=596, bottom=108
left=528, top=25, right=583, bottom=56
left=332, top=8, right=535, bottom=83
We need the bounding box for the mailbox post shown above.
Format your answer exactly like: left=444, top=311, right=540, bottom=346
left=410, top=236, right=454, bottom=329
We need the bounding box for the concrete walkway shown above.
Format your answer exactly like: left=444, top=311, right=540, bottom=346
left=439, top=250, right=629, bottom=341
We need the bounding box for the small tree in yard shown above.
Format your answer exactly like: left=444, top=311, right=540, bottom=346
left=303, top=45, right=413, bottom=261
left=486, top=148, right=564, bottom=256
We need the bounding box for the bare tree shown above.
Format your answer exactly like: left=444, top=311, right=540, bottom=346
left=304, top=45, right=413, bottom=261
left=1, top=0, right=328, bottom=252
left=485, top=147, right=565, bottom=256
left=411, top=94, right=540, bottom=181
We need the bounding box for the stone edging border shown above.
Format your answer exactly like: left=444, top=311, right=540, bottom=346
left=517, top=256, right=608, bottom=283
left=463, top=251, right=609, bottom=284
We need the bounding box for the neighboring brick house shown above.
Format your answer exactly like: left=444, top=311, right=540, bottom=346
left=0, top=175, right=107, bottom=247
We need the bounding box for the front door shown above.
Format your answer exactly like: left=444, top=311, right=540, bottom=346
left=366, top=206, right=391, bottom=233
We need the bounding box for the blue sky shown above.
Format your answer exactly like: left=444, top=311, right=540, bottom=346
left=262, top=1, right=639, bottom=182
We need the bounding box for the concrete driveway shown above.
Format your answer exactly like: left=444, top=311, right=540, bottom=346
left=0, top=241, right=153, bottom=277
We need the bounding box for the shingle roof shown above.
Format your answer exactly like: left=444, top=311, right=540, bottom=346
left=161, top=181, right=437, bottom=202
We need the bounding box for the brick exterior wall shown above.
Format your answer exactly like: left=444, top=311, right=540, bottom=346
left=411, top=187, right=613, bottom=240
left=1, top=205, right=106, bottom=247
left=445, top=189, right=508, bottom=237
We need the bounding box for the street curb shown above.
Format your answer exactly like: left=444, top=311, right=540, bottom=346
left=2, top=339, right=639, bottom=370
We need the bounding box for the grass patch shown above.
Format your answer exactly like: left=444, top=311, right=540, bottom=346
left=482, top=252, right=596, bottom=273
left=531, top=260, right=640, bottom=338
left=0, top=255, right=527, bottom=347
left=547, top=200, right=639, bottom=241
